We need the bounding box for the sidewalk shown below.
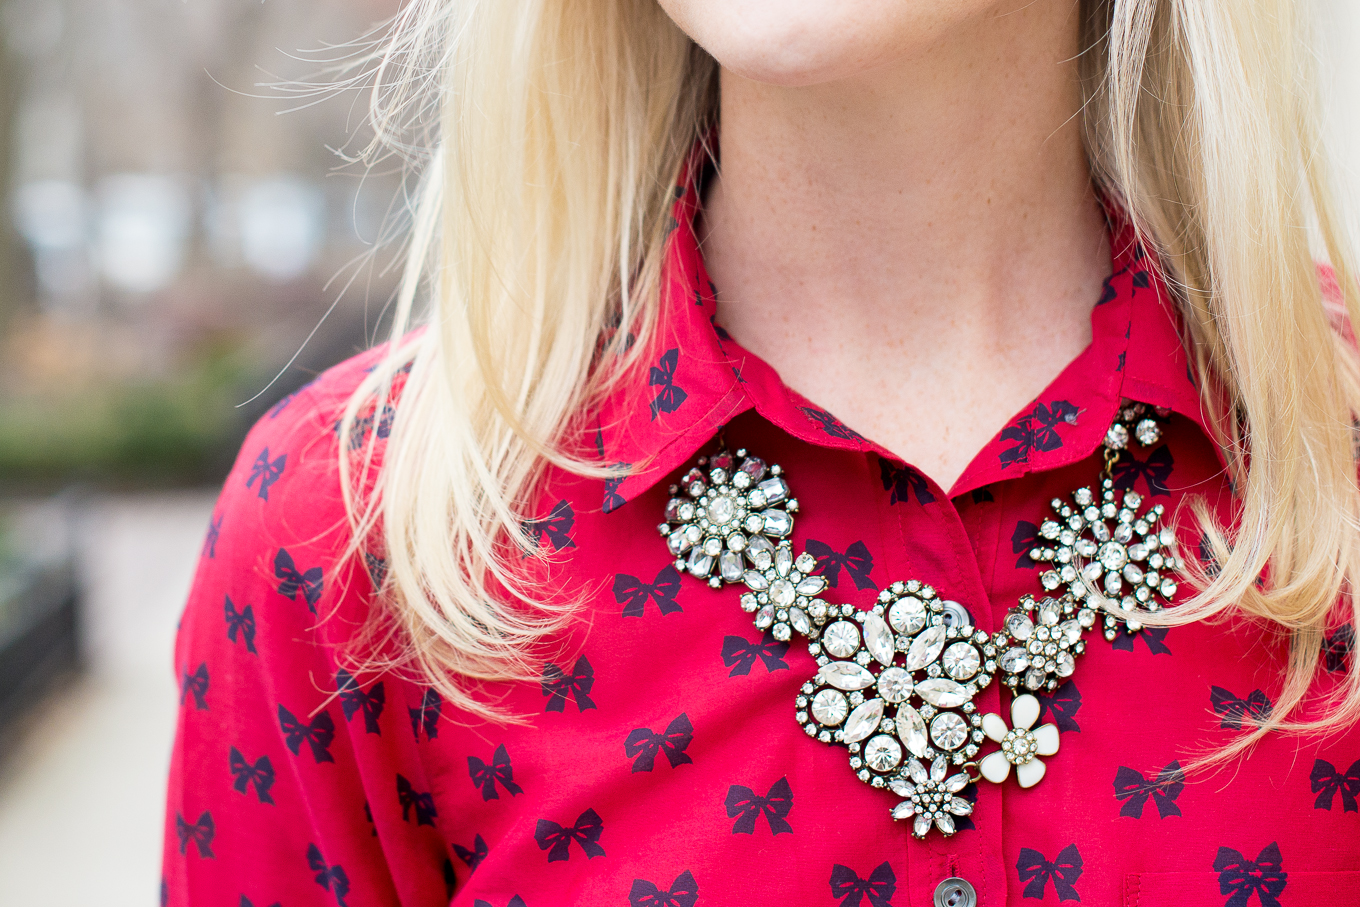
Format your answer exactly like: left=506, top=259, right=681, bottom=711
left=0, top=492, right=217, bottom=906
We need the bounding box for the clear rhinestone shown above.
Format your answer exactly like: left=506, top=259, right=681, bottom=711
left=1037, top=599, right=1061, bottom=625
left=727, top=533, right=747, bottom=552
left=1160, top=526, right=1176, bottom=546
left=888, top=597, right=927, bottom=636
left=707, top=496, right=737, bottom=526
left=1000, top=647, right=1030, bottom=673
left=1040, top=571, right=1060, bottom=590
left=863, top=734, right=903, bottom=772
left=755, top=604, right=774, bottom=628
left=843, top=698, right=885, bottom=743
left=906, top=625, right=947, bottom=671
left=818, top=662, right=876, bottom=691
left=930, top=712, right=968, bottom=750
left=1055, top=651, right=1076, bottom=677
left=746, top=535, right=774, bottom=569
left=770, top=579, right=795, bottom=607
left=897, top=706, right=929, bottom=757
left=789, top=607, right=812, bottom=635
left=796, top=575, right=828, bottom=596
left=914, top=815, right=932, bottom=837
left=1004, top=611, right=1034, bottom=641
left=877, top=667, right=914, bottom=703
left=1024, top=667, right=1046, bottom=690
left=942, top=643, right=981, bottom=681
left=1160, top=578, right=1178, bottom=598
left=1098, top=541, right=1128, bottom=572
left=667, top=528, right=692, bottom=555
left=755, top=476, right=788, bottom=505
left=744, top=514, right=764, bottom=534
left=1074, top=487, right=1093, bottom=506
left=795, top=552, right=816, bottom=573
left=1106, top=423, right=1129, bottom=449
left=1115, top=522, right=1134, bottom=544
left=823, top=621, right=861, bottom=658
left=914, top=678, right=971, bottom=708
left=744, top=570, right=768, bottom=590
left=863, top=613, right=896, bottom=666
left=1091, top=521, right=1111, bottom=542
left=1076, top=538, right=1098, bottom=557
left=775, top=544, right=793, bottom=575
left=1040, top=520, right=1061, bottom=540
left=1135, top=418, right=1161, bottom=446
left=1060, top=619, right=1083, bottom=645
left=763, top=510, right=793, bottom=537
left=686, top=549, right=713, bottom=577
left=739, top=592, right=758, bottom=613
left=1123, top=563, right=1144, bottom=584
left=1103, top=570, right=1123, bottom=596
left=719, top=551, right=744, bottom=582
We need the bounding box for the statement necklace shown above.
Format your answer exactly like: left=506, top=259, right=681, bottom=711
left=656, top=401, right=1182, bottom=839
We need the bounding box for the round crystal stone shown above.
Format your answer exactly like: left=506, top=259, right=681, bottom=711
left=1098, top=541, right=1128, bottom=571
left=707, top=495, right=737, bottom=526
left=805, top=690, right=848, bottom=728
left=930, top=712, right=968, bottom=750
left=1004, top=611, right=1034, bottom=640
left=823, top=621, right=862, bottom=659
left=877, top=666, right=914, bottom=703
left=1106, top=423, right=1130, bottom=449
left=863, top=734, right=904, bottom=772
left=1135, top=418, right=1161, bottom=446
left=941, top=643, right=981, bottom=681
left=1000, top=647, right=1030, bottom=673
left=888, top=597, right=927, bottom=636
left=1055, top=651, right=1076, bottom=677
left=770, top=579, right=795, bottom=607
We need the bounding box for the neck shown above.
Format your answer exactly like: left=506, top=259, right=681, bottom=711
left=700, top=2, right=1110, bottom=490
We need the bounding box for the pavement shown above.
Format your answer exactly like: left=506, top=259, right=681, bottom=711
left=0, top=491, right=218, bottom=906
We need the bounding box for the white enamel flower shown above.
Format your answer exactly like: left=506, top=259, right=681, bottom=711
left=978, top=694, right=1060, bottom=788
left=888, top=755, right=974, bottom=838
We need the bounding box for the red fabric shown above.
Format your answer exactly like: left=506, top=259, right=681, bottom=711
left=164, top=161, right=1360, bottom=907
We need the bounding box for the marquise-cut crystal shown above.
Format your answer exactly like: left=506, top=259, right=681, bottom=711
left=1004, top=611, right=1034, bottom=640
left=775, top=544, right=793, bottom=575
left=915, top=678, right=971, bottom=708
left=935, top=814, right=957, bottom=835
left=906, top=625, right=947, bottom=670
left=930, top=712, right=968, bottom=750
left=863, top=613, right=896, bottom=666
left=823, top=621, right=861, bottom=658
left=863, top=734, right=903, bottom=772
left=818, top=662, right=876, bottom=690
left=810, top=688, right=849, bottom=726
left=897, top=706, right=929, bottom=757
left=755, top=604, right=774, bottom=629
left=888, top=597, right=927, bottom=636
left=744, top=570, right=768, bottom=590
left=796, top=576, right=828, bottom=596
left=942, top=643, right=981, bottom=680
left=877, top=667, right=914, bottom=703
left=843, top=698, right=884, bottom=743
left=789, top=606, right=812, bottom=635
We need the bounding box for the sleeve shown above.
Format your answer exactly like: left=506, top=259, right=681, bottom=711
left=159, top=374, right=450, bottom=907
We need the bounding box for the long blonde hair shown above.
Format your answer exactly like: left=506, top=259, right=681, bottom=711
left=338, top=0, right=1360, bottom=750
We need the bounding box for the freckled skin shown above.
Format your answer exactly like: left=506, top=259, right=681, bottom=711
left=658, top=0, right=1109, bottom=491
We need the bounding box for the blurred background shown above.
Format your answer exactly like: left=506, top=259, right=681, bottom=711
left=0, top=1, right=1358, bottom=904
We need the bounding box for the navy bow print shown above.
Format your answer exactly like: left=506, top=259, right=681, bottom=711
left=829, top=862, right=896, bottom=907
left=1310, top=758, right=1360, bottom=812
left=409, top=687, right=443, bottom=741
left=224, top=596, right=256, bottom=654
left=1036, top=679, right=1082, bottom=733
left=1112, top=445, right=1175, bottom=497
left=274, top=548, right=323, bottom=611
left=336, top=669, right=384, bottom=735
left=879, top=458, right=935, bottom=506
left=541, top=655, right=596, bottom=712
left=203, top=514, right=221, bottom=558
left=364, top=552, right=388, bottom=589
left=1113, top=761, right=1184, bottom=818
left=1323, top=625, right=1354, bottom=673
left=229, top=747, right=275, bottom=804
left=241, top=898, right=280, bottom=907
left=625, top=713, right=694, bottom=772
left=1214, top=842, right=1286, bottom=907
left=468, top=743, right=523, bottom=800
left=806, top=539, right=877, bottom=591
left=603, top=474, right=627, bottom=513
left=473, top=898, right=526, bottom=907
left=803, top=406, right=866, bottom=442
left=721, top=630, right=790, bottom=676
left=246, top=447, right=286, bottom=500
left=180, top=662, right=209, bottom=710
left=1110, top=622, right=1171, bottom=654
left=175, top=810, right=215, bottom=858
left=1000, top=400, right=1078, bottom=467
left=307, top=843, right=350, bottom=907
left=630, top=870, right=698, bottom=907
left=1016, top=844, right=1084, bottom=901
left=534, top=807, right=606, bottom=862
left=1012, top=520, right=1040, bottom=568
left=615, top=564, right=683, bottom=617
left=1210, top=686, right=1272, bottom=730
left=454, top=833, right=488, bottom=871
left=396, top=774, right=438, bottom=826
left=278, top=705, right=335, bottom=763
left=726, top=777, right=793, bottom=835
left=648, top=347, right=688, bottom=418
left=523, top=500, right=576, bottom=551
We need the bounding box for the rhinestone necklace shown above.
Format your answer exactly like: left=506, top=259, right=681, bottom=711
left=656, top=401, right=1181, bottom=839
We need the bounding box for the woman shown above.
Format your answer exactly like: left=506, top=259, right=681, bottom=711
left=164, top=1, right=1360, bottom=904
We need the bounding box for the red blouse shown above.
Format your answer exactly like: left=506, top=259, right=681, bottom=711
left=163, top=162, right=1360, bottom=907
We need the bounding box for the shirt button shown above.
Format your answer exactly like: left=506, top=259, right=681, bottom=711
left=934, top=877, right=978, bottom=907
left=940, top=600, right=972, bottom=628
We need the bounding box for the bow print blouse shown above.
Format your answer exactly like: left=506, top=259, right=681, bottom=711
left=162, top=159, right=1360, bottom=907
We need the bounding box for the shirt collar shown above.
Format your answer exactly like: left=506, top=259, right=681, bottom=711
left=594, top=149, right=1211, bottom=513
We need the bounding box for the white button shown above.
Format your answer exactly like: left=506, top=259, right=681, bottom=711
left=934, top=877, right=978, bottom=907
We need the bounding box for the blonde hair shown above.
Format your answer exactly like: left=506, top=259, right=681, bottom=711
left=338, top=0, right=1360, bottom=750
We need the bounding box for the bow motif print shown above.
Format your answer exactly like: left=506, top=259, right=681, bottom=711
left=180, top=663, right=209, bottom=710
left=246, top=447, right=286, bottom=500
left=1214, top=842, right=1287, bottom=907
left=802, top=406, right=867, bottom=442
left=1036, top=679, right=1082, bottom=733
left=472, top=898, right=526, bottom=907
left=229, top=747, right=275, bottom=804
left=1323, top=625, right=1355, bottom=673
left=396, top=774, right=438, bottom=826
left=541, top=656, right=596, bottom=712
left=1210, top=686, right=1272, bottom=730
left=1310, top=758, right=1360, bottom=812
left=1012, top=520, right=1040, bottom=568
left=1110, top=623, right=1172, bottom=654
left=1111, top=445, right=1175, bottom=497
left=1113, top=761, right=1184, bottom=818
left=629, top=870, right=698, bottom=907
left=614, top=564, right=683, bottom=617
left=409, top=688, right=443, bottom=741
left=648, top=347, right=688, bottom=419
left=203, top=514, right=221, bottom=558
left=223, top=596, right=256, bottom=654
left=534, top=808, right=606, bottom=862
left=274, top=548, right=323, bottom=611
left=624, top=713, right=694, bottom=772
left=336, top=669, right=385, bottom=735
left=277, top=705, right=335, bottom=764
left=603, top=474, right=627, bottom=514
left=999, top=399, right=1078, bottom=467
left=454, top=833, right=488, bottom=871
left=805, top=539, right=877, bottom=591
left=878, top=458, right=934, bottom=506
left=176, top=810, right=215, bottom=858
left=829, top=862, right=896, bottom=907
left=725, top=777, right=793, bottom=835
left=467, top=744, right=523, bottom=800
left=522, top=500, right=576, bottom=551
left=720, top=631, right=789, bottom=677
left=307, top=843, right=350, bottom=907
left=1016, top=843, right=1084, bottom=901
